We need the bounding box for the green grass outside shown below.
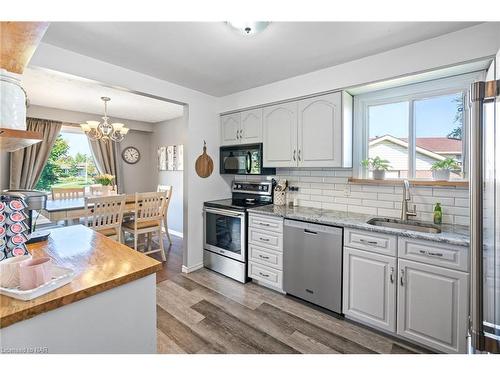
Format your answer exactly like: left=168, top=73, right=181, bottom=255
left=51, top=176, right=93, bottom=189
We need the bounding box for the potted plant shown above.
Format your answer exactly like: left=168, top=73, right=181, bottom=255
left=431, top=158, right=460, bottom=181
left=94, top=174, right=115, bottom=195
left=360, top=156, right=391, bottom=180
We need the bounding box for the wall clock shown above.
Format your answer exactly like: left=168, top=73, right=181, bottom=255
left=122, top=146, right=141, bottom=164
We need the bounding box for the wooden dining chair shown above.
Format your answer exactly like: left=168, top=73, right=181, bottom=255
left=84, top=195, right=126, bottom=242
left=157, top=185, right=173, bottom=244
left=51, top=187, right=85, bottom=200
left=122, top=191, right=167, bottom=261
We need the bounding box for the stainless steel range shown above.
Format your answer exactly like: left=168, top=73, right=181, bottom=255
left=203, top=180, right=273, bottom=283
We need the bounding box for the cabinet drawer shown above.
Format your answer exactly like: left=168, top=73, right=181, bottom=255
left=248, top=261, right=283, bottom=289
left=249, top=214, right=283, bottom=233
left=398, top=238, right=469, bottom=272
left=344, top=229, right=397, bottom=256
left=249, top=244, right=283, bottom=270
left=248, top=227, right=283, bottom=252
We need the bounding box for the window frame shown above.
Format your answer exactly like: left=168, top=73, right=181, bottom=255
left=353, top=72, right=484, bottom=180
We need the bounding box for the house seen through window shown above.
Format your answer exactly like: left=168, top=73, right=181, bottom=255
left=35, top=126, right=98, bottom=192
left=362, top=84, right=465, bottom=180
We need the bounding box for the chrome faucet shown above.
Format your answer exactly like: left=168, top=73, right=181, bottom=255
left=401, top=179, right=417, bottom=221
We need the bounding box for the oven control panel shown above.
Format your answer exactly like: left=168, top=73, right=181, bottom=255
left=232, top=181, right=273, bottom=195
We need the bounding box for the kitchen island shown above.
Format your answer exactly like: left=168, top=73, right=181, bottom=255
left=0, top=225, right=162, bottom=354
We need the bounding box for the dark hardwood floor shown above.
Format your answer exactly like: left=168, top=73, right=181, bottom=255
left=134, top=233, right=429, bottom=354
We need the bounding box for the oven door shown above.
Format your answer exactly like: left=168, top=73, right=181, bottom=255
left=203, top=207, right=246, bottom=262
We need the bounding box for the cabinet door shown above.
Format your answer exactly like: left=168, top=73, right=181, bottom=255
left=298, top=92, right=342, bottom=167
left=397, top=259, right=469, bottom=353
left=240, top=109, right=262, bottom=144
left=221, top=113, right=241, bottom=146
left=263, top=102, right=298, bottom=168
left=343, top=247, right=397, bottom=332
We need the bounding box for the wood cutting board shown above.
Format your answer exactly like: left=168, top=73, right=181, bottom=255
left=195, top=141, right=214, bottom=178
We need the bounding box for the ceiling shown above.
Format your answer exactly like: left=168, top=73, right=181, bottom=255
left=22, top=68, right=184, bottom=123
left=41, top=22, right=482, bottom=96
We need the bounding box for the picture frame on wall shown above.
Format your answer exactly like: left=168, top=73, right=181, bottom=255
left=158, top=144, right=184, bottom=171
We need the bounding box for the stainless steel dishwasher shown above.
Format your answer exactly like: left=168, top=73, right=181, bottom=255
left=283, top=219, right=343, bottom=314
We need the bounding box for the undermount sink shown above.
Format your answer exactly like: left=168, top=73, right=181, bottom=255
left=366, top=217, right=441, bottom=234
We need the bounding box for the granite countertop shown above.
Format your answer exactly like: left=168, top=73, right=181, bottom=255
left=247, top=205, right=470, bottom=247
left=0, top=225, right=162, bottom=328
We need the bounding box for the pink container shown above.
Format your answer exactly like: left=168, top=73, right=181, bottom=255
left=19, top=257, right=52, bottom=290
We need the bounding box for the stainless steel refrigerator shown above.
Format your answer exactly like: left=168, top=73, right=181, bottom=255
left=469, top=49, right=500, bottom=353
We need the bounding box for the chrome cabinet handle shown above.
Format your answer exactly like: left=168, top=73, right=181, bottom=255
left=293, top=150, right=296, bottom=161
left=418, top=249, right=443, bottom=257
left=428, top=251, right=443, bottom=257
left=298, top=149, right=301, bottom=161
left=259, top=237, right=270, bottom=242
left=259, top=272, right=270, bottom=278
left=359, top=238, right=378, bottom=245
left=259, top=222, right=271, bottom=227
left=259, top=255, right=270, bottom=259
left=400, top=269, right=405, bottom=286
left=236, top=130, right=239, bottom=139
left=390, top=267, right=394, bottom=283
left=240, top=129, right=244, bottom=139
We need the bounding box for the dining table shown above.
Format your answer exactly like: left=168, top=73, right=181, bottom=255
left=41, top=194, right=138, bottom=223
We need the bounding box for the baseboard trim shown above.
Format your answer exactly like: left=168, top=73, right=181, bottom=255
left=168, top=229, right=183, bottom=238
left=182, top=263, right=204, bottom=274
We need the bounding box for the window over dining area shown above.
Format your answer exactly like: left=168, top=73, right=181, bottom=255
left=354, top=73, right=478, bottom=181
left=35, top=126, right=98, bottom=192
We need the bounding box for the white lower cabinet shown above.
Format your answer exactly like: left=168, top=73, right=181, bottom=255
left=397, top=259, right=469, bottom=354
left=248, top=214, right=284, bottom=292
left=343, top=229, right=469, bottom=353
left=343, top=247, right=397, bottom=332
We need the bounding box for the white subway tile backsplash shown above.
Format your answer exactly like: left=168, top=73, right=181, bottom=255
left=378, top=193, right=401, bottom=202
left=454, top=216, right=470, bottom=226
left=350, top=191, right=378, bottom=200
left=454, top=198, right=470, bottom=207
left=363, top=199, right=394, bottom=208
left=322, top=202, right=348, bottom=211
left=299, top=176, right=324, bottom=183
left=334, top=170, right=353, bottom=177
left=234, top=170, right=469, bottom=227
left=412, top=195, right=455, bottom=206
left=323, top=177, right=349, bottom=184
left=348, top=205, right=377, bottom=215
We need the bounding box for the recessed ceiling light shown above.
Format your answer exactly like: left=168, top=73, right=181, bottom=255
left=226, top=21, right=269, bottom=35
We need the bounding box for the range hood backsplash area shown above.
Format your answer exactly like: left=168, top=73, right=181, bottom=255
left=240, top=168, right=469, bottom=226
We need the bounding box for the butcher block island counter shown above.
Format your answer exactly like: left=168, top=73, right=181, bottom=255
left=0, top=225, right=162, bottom=354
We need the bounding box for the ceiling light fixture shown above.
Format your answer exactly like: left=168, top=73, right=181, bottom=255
left=80, top=97, right=129, bottom=143
left=226, top=21, right=269, bottom=35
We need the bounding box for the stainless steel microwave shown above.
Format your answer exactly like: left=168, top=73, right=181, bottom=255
left=219, top=143, right=276, bottom=175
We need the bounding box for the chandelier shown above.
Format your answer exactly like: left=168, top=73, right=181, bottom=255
left=80, top=97, right=129, bottom=142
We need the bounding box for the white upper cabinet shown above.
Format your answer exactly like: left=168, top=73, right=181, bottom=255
left=298, top=92, right=342, bottom=167
left=221, top=113, right=241, bottom=146
left=240, top=109, right=263, bottom=144
left=221, top=90, right=352, bottom=168
left=263, top=102, right=298, bottom=168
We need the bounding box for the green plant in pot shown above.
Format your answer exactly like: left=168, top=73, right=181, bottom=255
left=360, top=156, right=391, bottom=180
left=430, top=158, right=460, bottom=181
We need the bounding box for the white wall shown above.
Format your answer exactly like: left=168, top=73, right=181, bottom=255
left=218, top=23, right=500, bottom=112
left=152, top=116, right=186, bottom=235
left=118, top=130, right=156, bottom=194
left=29, top=43, right=231, bottom=271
